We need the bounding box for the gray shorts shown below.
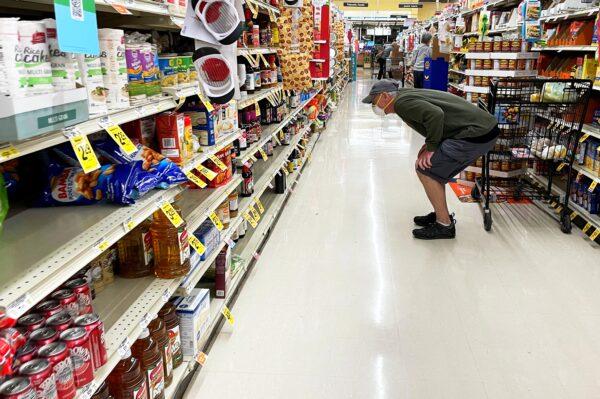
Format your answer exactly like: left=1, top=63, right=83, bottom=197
left=416, top=136, right=498, bottom=184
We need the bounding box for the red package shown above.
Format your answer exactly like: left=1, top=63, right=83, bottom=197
left=206, top=146, right=232, bottom=188
left=156, top=112, right=185, bottom=164
left=122, top=116, right=156, bottom=148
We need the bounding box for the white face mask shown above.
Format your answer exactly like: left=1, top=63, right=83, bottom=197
left=372, top=104, right=387, bottom=117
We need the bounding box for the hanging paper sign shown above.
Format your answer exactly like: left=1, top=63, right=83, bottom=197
left=53, top=0, right=100, bottom=54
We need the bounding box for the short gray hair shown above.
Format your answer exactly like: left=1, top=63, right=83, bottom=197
left=421, top=33, right=432, bottom=44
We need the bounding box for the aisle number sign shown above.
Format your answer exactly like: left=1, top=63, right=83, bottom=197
left=221, top=306, right=235, bottom=325
left=69, top=134, right=101, bottom=173
left=185, top=171, right=207, bottom=188
left=197, top=165, right=218, bottom=181
left=188, top=235, right=206, bottom=255
left=160, top=202, right=184, bottom=228
left=209, top=155, right=227, bottom=171
left=209, top=212, right=224, bottom=231
left=105, top=125, right=137, bottom=155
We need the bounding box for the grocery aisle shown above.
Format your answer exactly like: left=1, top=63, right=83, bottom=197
left=187, top=75, right=600, bottom=398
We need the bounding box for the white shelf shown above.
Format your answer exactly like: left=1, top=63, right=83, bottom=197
left=237, top=85, right=283, bottom=109
left=310, top=59, right=326, bottom=63
left=540, top=7, right=599, bottom=22
left=465, top=165, right=527, bottom=178
left=464, top=69, right=537, bottom=77
left=462, top=31, right=480, bottom=37
left=582, top=123, right=600, bottom=140
left=488, top=26, right=519, bottom=35
left=573, top=164, right=600, bottom=184
left=449, top=69, right=466, bottom=75
left=161, top=84, right=200, bottom=100
left=448, top=82, right=465, bottom=91
left=531, top=45, right=597, bottom=52
left=465, top=52, right=538, bottom=60
left=237, top=47, right=279, bottom=56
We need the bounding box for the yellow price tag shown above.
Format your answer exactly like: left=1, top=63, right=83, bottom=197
left=589, top=181, right=598, bottom=192
left=282, top=167, right=289, bottom=176
left=583, top=222, right=592, bottom=234
left=250, top=205, right=260, bottom=222
left=106, top=125, right=137, bottom=155
left=196, top=351, right=208, bottom=366
left=591, top=229, right=600, bottom=241
left=209, top=212, right=224, bottom=231
left=273, top=135, right=281, bottom=145
left=198, top=93, right=214, bottom=112
left=69, top=134, right=100, bottom=173
left=259, top=148, right=268, bottom=161
left=188, top=235, right=206, bottom=255
left=221, top=306, right=235, bottom=325
left=579, top=133, right=590, bottom=143
left=555, top=205, right=563, bottom=214
left=209, top=155, right=227, bottom=171
left=160, top=202, right=184, bottom=228
left=550, top=201, right=557, bottom=207
left=255, top=102, right=261, bottom=116
left=185, top=170, right=207, bottom=188
left=243, top=211, right=258, bottom=228
left=0, top=145, right=19, bottom=161
left=96, top=240, right=110, bottom=252
left=197, top=165, right=217, bottom=181
left=570, top=211, right=578, bottom=221
left=255, top=198, right=265, bottom=214
left=556, top=163, right=567, bottom=172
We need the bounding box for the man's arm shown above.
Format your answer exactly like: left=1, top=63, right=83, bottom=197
left=397, top=99, right=444, bottom=151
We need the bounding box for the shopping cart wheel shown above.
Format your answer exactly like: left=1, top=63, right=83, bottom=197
left=471, top=185, right=481, bottom=200
left=484, top=210, right=492, bottom=231
left=560, top=210, right=572, bottom=234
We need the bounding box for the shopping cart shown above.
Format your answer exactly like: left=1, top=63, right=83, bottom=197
left=472, top=78, right=592, bottom=232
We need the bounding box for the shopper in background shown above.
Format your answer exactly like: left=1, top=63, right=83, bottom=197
left=376, top=43, right=393, bottom=80
left=362, top=80, right=499, bottom=240
left=411, top=33, right=432, bottom=88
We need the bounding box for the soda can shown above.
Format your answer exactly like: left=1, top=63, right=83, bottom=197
left=38, top=342, right=77, bottom=399
left=50, top=290, right=79, bottom=318
left=16, top=313, right=45, bottom=336
left=0, top=377, right=37, bottom=399
left=74, top=314, right=107, bottom=370
left=46, top=312, right=73, bottom=333
left=59, top=327, right=94, bottom=387
left=63, top=279, right=93, bottom=315
left=18, top=358, right=58, bottom=399
left=14, top=341, right=37, bottom=369
left=30, top=327, right=59, bottom=349
left=34, top=300, right=63, bottom=319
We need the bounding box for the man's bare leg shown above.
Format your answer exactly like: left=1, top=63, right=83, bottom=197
left=416, top=170, right=451, bottom=225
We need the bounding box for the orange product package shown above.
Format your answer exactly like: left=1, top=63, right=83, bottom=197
left=155, top=112, right=185, bottom=164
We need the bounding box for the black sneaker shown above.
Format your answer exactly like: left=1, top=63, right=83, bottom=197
left=413, top=221, right=456, bottom=240
left=413, top=212, right=436, bottom=227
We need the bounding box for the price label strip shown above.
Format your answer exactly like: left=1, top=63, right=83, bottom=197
left=250, top=205, right=261, bottom=221
left=255, top=198, right=265, bottom=213
left=243, top=211, right=258, bottom=228
left=185, top=170, right=207, bottom=188
left=198, top=92, right=215, bottom=112
left=0, top=145, right=19, bottom=162
left=582, top=222, right=592, bottom=234
left=591, top=229, right=600, bottom=241
left=160, top=201, right=184, bottom=228
left=259, top=148, right=268, bottom=161
left=209, top=155, right=227, bottom=171
left=556, top=162, right=567, bottom=172
left=255, top=102, right=261, bottom=117
left=221, top=306, right=235, bottom=325
left=69, top=134, right=101, bottom=173
left=95, top=239, right=110, bottom=253
left=209, top=211, right=224, bottom=231
left=197, top=165, right=218, bottom=181
left=570, top=211, right=578, bottom=221
left=105, top=124, right=137, bottom=155
left=188, top=235, right=206, bottom=255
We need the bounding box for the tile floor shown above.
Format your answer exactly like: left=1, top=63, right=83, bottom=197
left=186, top=75, right=600, bottom=398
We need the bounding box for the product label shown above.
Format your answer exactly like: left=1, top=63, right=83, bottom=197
left=243, top=212, right=257, bottom=228
left=160, top=202, right=184, bottom=228
left=133, top=379, right=149, bottom=399
left=230, top=197, right=239, bottom=212
left=147, top=361, right=165, bottom=399
left=259, top=148, right=268, bottom=161
left=164, top=344, right=173, bottom=377
left=178, top=230, right=190, bottom=264
left=70, top=345, right=92, bottom=384
left=167, top=326, right=182, bottom=356
left=221, top=306, right=235, bottom=325
left=142, top=230, right=154, bottom=266
left=54, top=358, right=76, bottom=398
left=36, top=374, right=58, bottom=399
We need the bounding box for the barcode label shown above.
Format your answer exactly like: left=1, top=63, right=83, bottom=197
left=70, top=0, right=84, bottom=21
left=162, top=138, right=177, bottom=148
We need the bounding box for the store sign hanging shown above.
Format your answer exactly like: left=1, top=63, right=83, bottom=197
left=398, top=3, right=423, bottom=8
left=343, top=2, right=369, bottom=7
left=53, top=0, right=100, bottom=54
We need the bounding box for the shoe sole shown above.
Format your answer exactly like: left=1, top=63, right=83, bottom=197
left=412, top=234, right=456, bottom=240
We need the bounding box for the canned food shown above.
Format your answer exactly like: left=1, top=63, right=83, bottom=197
left=38, top=342, right=76, bottom=399
left=51, top=290, right=79, bottom=319
left=15, top=342, right=37, bottom=368
left=46, top=312, right=73, bottom=333
left=468, top=42, right=476, bottom=52
left=74, top=314, right=107, bottom=370
left=0, top=377, right=37, bottom=399
left=59, top=328, right=94, bottom=388
left=30, top=327, right=59, bottom=349
left=511, top=39, right=521, bottom=52
left=474, top=60, right=483, bottom=69
left=493, top=40, right=502, bottom=52
left=483, top=41, right=492, bottom=52
left=177, top=55, right=191, bottom=86
left=35, top=300, right=63, bottom=318
left=508, top=60, right=516, bottom=70
left=483, top=60, right=492, bottom=70
left=501, top=40, right=511, bottom=52
left=475, top=41, right=483, bottom=52
left=63, top=278, right=93, bottom=315
left=18, top=359, right=58, bottom=399
left=499, top=59, right=509, bottom=70
left=183, top=52, right=196, bottom=82
left=17, top=313, right=45, bottom=336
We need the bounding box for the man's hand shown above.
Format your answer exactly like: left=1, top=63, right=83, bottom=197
left=416, top=149, right=434, bottom=170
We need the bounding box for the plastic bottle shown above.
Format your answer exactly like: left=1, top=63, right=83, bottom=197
left=117, top=220, right=154, bottom=278
left=150, top=197, right=190, bottom=279
left=107, top=349, right=148, bottom=399
left=148, top=318, right=173, bottom=388
left=241, top=165, right=254, bottom=197
left=157, top=302, right=183, bottom=370
left=131, top=329, right=165, bottom=399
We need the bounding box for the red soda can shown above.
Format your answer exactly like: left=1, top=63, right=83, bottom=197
left=63, top=279, right=93, bottom=315
left=18, top=358, right=58, bottom=399
left=14, top=342, right=37, bottom=369
left=16, top=313, right=45, bottom=337
left=0, top=377, right=37, bottom=399
left=59, top=327, right=94, bottom=387
left=46, top=312, right=73, bottom=333
left=38, top=342, right=77, bottom=399
left=29, top=327, right=59, bottom=349
left=73, top=314, right=107, bottom=370
left=50, top=290, right=79, bottom=319
left=34, top=300, right=63, bottom=319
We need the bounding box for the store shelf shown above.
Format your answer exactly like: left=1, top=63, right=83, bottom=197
left=488, top=26, right=519, bottom=35
left=162, top=84, right=200, bottom=100
left=572, top=164, right=600, bottom=184
left=582, top=123, right=600, bottom=140
left=449, top=69, right=466, bottom=75
left=310, top=59, right=326, bottom=63
left=465, top=52, right=538, bottom=60
left=237, top=85, right=283, bottom=109
left=465, top=165, right=527, bottom=178
left=462, top=31, right=480, bottom=37
left=540, top=7, right=599, bottom=22
left=237, top=47, right=279, bottom=56
left=531, top=45, right=597, bottom=52
left=448, top=83, right=465, bottom=91
left=464, top=69, right=537, bottom=77
left=0, top=96, right=177, bottom=163
left=460, top=5, right=485, bottom=16
left=0, top=129, right=240, bottom=320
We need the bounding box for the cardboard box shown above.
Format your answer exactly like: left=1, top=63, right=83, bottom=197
left=175, top=288, right=211, bottom=358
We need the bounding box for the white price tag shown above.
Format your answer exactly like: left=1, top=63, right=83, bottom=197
left=123, top=217, right=135, bottom=232
left=140, top=312, right=158, bottom=328
left=162, top=289, right=171, bottom=302
left=253, top=252, right=260, bottom=260
left=117, top=338, right=131, bottom=359
left=79, top=381, right=98, bottom=399
left=6, top=293, right=32, bottom=319
left=97, top=115, right=112, bottom=129
left=226, top=238, right=236, bottom=248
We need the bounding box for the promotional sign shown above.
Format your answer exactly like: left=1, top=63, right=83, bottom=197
left=53, top=0, right=100, bottom=54
left=343, top=2, right=369, bottom=6
left=398, top=3, right=423, bottom=7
